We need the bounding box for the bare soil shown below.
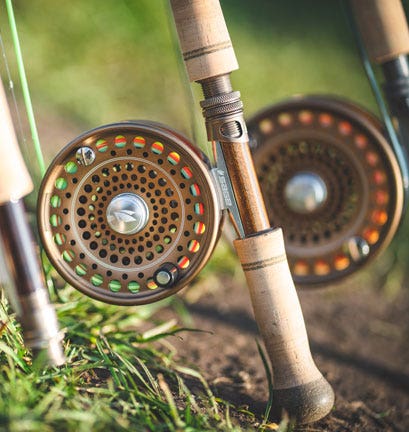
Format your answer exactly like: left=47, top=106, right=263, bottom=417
left=167, top=264, right=409, bottom=431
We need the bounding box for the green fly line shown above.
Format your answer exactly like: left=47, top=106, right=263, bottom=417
left=5, top=0, right=46, bottom=176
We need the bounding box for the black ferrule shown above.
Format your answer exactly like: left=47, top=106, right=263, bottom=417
left=382, top=56, right=409, bottom=117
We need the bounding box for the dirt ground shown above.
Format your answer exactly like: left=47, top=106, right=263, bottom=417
left=166, top=255, right=409, bottom=431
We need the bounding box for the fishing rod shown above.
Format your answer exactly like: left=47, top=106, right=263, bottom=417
left=0, top=0, right=64, bottom=366
left=0, top=77, right=64, bottom=365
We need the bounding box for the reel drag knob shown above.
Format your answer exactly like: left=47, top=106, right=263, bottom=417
left=38, top=121, right=221, bottom=305
left=248, top=95, right=404, bottom=286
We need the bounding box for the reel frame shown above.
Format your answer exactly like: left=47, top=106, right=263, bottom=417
left=38, top=121, right=222, bottom=305
left=248, top=95, right=404, bottom=286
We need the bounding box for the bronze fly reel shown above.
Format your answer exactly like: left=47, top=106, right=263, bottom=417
left=38, top=121, right=221, bottom=305
left=248, top=96, right=404, bottom=286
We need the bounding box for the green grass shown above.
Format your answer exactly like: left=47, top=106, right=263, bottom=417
left=0, top=244, right=269, bottom=431
left=0, top=242, right=274, bottom=431
left=0, top=277, right=253, bottom=432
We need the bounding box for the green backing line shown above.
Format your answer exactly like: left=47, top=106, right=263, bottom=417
left=5, top=0, right=46, bottom=176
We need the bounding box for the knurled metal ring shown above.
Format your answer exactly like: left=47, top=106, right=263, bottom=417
left=200, top=91, right=241, bottom=109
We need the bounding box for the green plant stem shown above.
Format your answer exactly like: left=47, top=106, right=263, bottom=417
left=5, top=0, right=46, bottom=176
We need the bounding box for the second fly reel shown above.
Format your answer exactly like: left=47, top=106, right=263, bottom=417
left=248, top=96, right=404, bottom=286
left=38, top=121, right=221, bottom=305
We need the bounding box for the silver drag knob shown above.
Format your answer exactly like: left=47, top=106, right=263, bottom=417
left=106, top=193, right=149, bottom=235
left=284, top=171, right=328, bottom=214
left=344, top=236, right=370, bottom=262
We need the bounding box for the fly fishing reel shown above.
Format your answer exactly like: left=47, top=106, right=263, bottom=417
left=38, top=121, right=221, bottom=305
left=248, top=95, right=404, bottom=286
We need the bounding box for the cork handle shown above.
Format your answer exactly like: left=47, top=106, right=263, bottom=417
left=0, top=78, right=33, bottom=204
left=169, top=0, right=239, bottom=82
left=350, top=0, right=409, bottom=63
left=234, top=229, right=334, bottom=423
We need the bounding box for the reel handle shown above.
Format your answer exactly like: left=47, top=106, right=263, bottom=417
left=234, top=228, right=334, bottom=423
left=350, top=0, right=409, bottom=63
left=0, top=77, right=33, bottom=204
left=169, top=0, right=239, bottom=81
left=170, top=0, right=334, bottom=423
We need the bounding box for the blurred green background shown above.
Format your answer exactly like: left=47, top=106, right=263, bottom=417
left=0, top=0, right=379, bottom=161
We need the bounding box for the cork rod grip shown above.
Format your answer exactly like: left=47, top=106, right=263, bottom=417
left=169, top=0, right=239, bottom=82
left=234, top=229, right=334, bottom=423
left=0, top=78, right=33, bottom=204
left=350, top=0, right=409, bottom=63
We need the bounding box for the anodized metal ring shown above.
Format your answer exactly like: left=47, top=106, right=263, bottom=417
left=38, top=121, right=221, bottom=305
left=247, top=95, right=404, bottom=286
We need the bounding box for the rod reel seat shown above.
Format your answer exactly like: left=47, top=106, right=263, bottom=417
left=247, top=95, right=404, bottom=286
left=38, top=121, right=222, bottom=305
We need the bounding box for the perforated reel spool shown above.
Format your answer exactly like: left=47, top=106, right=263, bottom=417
left=247, top=96, right=404, bottom=286
left=38, top=121, right=221, bottom=305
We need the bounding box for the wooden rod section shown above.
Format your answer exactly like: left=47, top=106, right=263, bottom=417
left=350, top=0, right=409, bottom=64
left=220, top=140, right=270, bottom=234
left=169, top=0, right=239, bottom=81
left=0, top=77, right=33, bottom=204
left=234, top=229, right=334, bottom=422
